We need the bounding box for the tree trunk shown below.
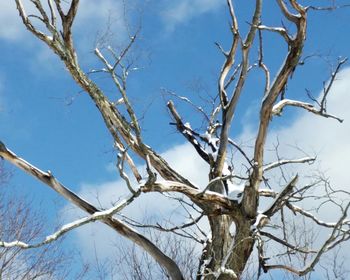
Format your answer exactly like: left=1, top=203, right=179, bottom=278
left=198, top=214, right=254, bottom=280
left=207, top=215, right=234, bottom=280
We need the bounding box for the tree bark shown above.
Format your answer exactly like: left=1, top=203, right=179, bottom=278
left=206, top=215, right=234, bottom=280
left=199, top=213, right=254, bottom=280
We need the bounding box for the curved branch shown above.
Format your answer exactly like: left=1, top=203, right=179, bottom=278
left=0, top=141, right=184, bottom=280
left=263, top=157, right=316, bottom=172
left=16, top=1, right=196, bottom=189
left=272, top=99, right=344, bottom=123
left=244, top=4, right=307, bottom=218
left=214, top=0, right=262, bottom=177
left=0, top=195, right=135, bottom=249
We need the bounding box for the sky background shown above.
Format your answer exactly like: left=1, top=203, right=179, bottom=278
left=1, top=0, right=350, bottom=279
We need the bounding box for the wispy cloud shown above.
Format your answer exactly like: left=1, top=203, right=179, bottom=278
left=0, top=2, right=28, bottom=41
left=0, top=1, right=126, bottom=44
left=0, top=1, right=129, bottom=76
left=161, top=0, right=224, bottom=31
left=235, top=68, right=350, bottom=231
left=75, top=0, right=127, bottom=42
left=269, top=68, right=350, bottom=189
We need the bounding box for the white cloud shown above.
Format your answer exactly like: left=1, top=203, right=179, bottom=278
left=161, top=0, right=224, bottom=31
left=61, top=68, right=350, bottom=270
left=76, top=1, right=122, bottom=23
left=75, top=0, right=127, bottom=42
left=0, top=1, right=129, bottom=78
left=0, top=1, right=126, bottom=44
left=268, top=67, right=350, bottom=190
left=61, top=142, right=209, bottom=259
left=0, top=2, right=28, bottom=41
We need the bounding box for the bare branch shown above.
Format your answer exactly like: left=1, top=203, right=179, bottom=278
left=47, top=0, right=57, bottom=27
left=111, top=32, right=139, bottom=71
left=272, top=99, right=344, bottom=123
left=217, top=0, right=240, bottom=108
left=258, top=25, right=291, bottom=43
left=0, top=194, right=135, bottom=249
left=320, top=58, right=348, bottom=111
left=15, top=0, right=56, bottom=45
left=245, top=3, right=307, bottom=218
left=306, top=4, right=350, bottom=11
left=276, top=0, right=300, bottom=23
left=121, top=214, right=205, bottom=243
left=264, top=202, right=350, bottom=276
left=163, top=89, right=210, bottom=123
left=259, top=188, right=277, bottom=198
left=258, top=29, right=271, bottom=96
left=214, top=0, right=262, bottom=178
left=94, top=47, right=113, bottom=70
left=117, top=151, right=138, bottom=194
left=114, top=141, right=143, bottom=183
left=0, top=141, right=184, bottom=280
left=272, top=57, right=347, bottom=123
left=141, top=180, right=239, bottom=213
left=167, top=100, right=210, bottom=163
left=286, top=203, right=350, bottom=230
left=259, top=231, right=317, bottom=254
left=263, top=157, right=316, bottom=172
left=263, top=175, right=298, bottom=217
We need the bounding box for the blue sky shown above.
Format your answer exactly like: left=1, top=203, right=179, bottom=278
left=1, top=0, right=350, bottom=278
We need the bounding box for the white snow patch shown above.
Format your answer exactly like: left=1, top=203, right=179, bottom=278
left=184, top=122, right=192, bottom=130
left=227, top=181, right=244, bottom=203
left=252, top=212, right=268, bottom=230
left=201, top=132, right=219, bottom=151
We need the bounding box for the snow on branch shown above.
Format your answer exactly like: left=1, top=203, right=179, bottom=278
left=263, top=157, right=316, bottom=172
left=272, top=58, right=347, bottom=123
left=272, top=99, right=344, bottom=122
left=258, top=25, right=291, bottom=43
left=0, top=195, right=134, bottom=249
left=286, top=203, right=350, bottom=230
left=167, top=100, right=210, bottom=163
left=0, top=140, right=185, bottom=279
left=0, top=140, right=97, bottom=213
left=141, top=180, right=239, bottom=213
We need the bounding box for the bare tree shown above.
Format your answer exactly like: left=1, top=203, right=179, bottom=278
left=87, top=226, right=199, bottom=280
left=1, top=1, right=350, bottom=279
left=0, top=162, right=87, bottom=279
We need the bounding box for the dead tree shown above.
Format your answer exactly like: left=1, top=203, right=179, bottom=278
left=1, top=1, right=349, bottom=279
left=0, top=162, right=83, bottom=279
